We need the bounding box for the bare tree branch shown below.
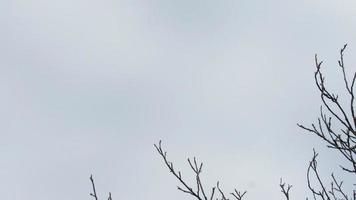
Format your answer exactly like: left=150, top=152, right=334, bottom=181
left=89, top=175, right=113, bottom=200
left=154, top=140, right=247, bottom=200
left=298, top=44, right=356, bottom=174
left=300, top=44, right=356, bottom=200
left=90, top=175, right=98, bottom=200
left=154, top=44, right=356, bottom=200
left=280, top=178, right=292, bottom=200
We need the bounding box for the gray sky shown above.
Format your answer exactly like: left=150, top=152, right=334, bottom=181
left=1, top=0, right=356, bottom=200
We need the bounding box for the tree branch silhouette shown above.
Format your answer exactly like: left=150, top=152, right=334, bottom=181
left=154, top=140, right=246, bottom=200
left=298, top=44, right=356, bottom=200
left=90, top=175, right=112, bottom=200
left=279, top=178, right=292, bottom=200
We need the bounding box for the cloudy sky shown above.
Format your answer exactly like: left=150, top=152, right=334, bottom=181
left=1, top=0, right=356, bottom=200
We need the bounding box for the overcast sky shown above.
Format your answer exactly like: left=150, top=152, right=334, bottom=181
left=1, top=1, right=356, bottom=200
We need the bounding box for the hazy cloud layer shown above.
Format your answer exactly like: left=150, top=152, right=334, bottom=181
left=1, top=1, right=356, bottom=200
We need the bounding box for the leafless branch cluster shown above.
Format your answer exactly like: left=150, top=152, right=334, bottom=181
left=146, top=44, right=356, bottom=200
left=154, top=140, right=247, bottom=200
left=298, top=44, right=356, bottom=173
left=279, top=178, right=292, bottom=200
left=90, top=175, right=112, bottom=200
left=306, top=149, right=355, bottom=200
left=298, top=44, right=356, bottom=200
